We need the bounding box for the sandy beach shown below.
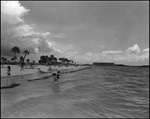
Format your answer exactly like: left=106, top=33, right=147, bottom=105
left=1, top=65, right=89, bottom=87
left=1, top=65, right=84, bottom=77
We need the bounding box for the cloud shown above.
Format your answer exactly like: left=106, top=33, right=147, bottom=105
left=101, top=50, right=122, bottom=54
left=46, top=40, right=63, bottom=53
left=73, top=44, right=149, bottom=64
left=13, top=24, right=35, bottom=37
left=53, top=33, right=66, bottom=38
left=63, top=51, right=78, bottom=59
left=126, top=44, right=141, bottom=54
left=1, top=1, right=62, bottom=56
left=1, top=1, right=29, bottom=24
left=143, top=48, right=149, bottom=53
left=50, top=41, right=80, bottom=53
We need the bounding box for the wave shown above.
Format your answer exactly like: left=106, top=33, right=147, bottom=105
left=1, top=66, right=149, bottom=118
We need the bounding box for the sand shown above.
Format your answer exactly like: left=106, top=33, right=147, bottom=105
left=1, top=65, right=89, bottom=87
left=1, top=65, right=85, bottom=77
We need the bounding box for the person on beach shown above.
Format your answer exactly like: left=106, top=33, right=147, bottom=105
left=6, top=66, right=11, bottom=86
left=20, top=61, right=24, bottom=71
left=1, top=59, right=4, bottom=67
left=48, top=66, right=51, bottom=71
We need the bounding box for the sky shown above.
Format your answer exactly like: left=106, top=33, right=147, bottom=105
left=1, top=1, right=149, bottom=65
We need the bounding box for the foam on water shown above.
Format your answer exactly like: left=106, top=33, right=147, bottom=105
left=1, top=66, right=149, bottom=118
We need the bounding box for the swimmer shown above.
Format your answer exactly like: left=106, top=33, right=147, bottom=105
left=57, top=70, right=61, bottom=79
left=53, top=72, right=57, bottom=83
left=52, top=69, right=60, bottom=83
left=6, top=66, right=11, bottom=86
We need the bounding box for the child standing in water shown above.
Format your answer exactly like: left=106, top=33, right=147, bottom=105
left=53, top=72, right=57, bottom=83
left=6, top=66, right=11, bottom=86
left=53, top=69, right=60, bottom=83
left=57, top=70, right=61, bottom=80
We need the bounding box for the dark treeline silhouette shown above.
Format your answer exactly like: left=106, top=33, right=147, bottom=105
left=1, top=46, right=91, bottom=67
left=38, top=55, right=76, bottom=67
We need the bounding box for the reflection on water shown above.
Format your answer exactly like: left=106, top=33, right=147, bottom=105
left=1, top=66, right=149, bottom=118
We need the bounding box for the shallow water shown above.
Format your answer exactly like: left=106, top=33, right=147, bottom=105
left=1, top=66, right=149, bottom=118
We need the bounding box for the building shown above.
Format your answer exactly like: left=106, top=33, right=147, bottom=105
left=93, top=62, right=115, bottom=66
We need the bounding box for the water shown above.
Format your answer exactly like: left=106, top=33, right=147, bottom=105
left=1, top=66, right=149, bottom=118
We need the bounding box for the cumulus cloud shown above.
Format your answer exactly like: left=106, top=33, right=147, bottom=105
left=1, top=1, right=62, bottom=56
left=143, top=48, right=149, bottom=53
left=1, top=1, right=29, bottom=24
left=73, top=44, right=149, bottom=64
left=126, top=44, right=141, bottom=54
left=101, top=50, right=122, bottom=54
left=46, top=40, right=63, bottom=53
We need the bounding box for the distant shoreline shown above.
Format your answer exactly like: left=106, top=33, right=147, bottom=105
left=114, top=65, right=149, bottom=67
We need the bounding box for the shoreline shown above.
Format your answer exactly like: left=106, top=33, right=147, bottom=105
left=1, top=66, right=91, bottom=88
left=1, top=65, right=89, bottom=77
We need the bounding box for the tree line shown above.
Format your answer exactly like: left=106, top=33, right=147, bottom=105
left=1, top=46, right=80, bottom=66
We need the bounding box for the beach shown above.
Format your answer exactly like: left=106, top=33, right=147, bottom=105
left=1, top=65, right=92, bottom=118
left=1, top=1, right=149, bottom=118
left=1, top=65, right=84, bottom=77
left=1, top=65, right=88, bottom=87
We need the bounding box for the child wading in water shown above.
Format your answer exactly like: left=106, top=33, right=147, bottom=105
left=57, top=70, right=60, bottom=79
left=6, top=66, right=11, bottom=86
left=53, top=70, right=61, bottom=83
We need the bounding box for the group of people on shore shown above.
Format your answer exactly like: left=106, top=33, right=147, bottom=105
left=5, top=65, right=61, bottom=86
left=38, top=67, right=61, bottom=83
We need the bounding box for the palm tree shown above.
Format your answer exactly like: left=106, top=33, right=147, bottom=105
left=23, top=50, right=30, bottom=61
left=11, top=46, right=20, bottom=63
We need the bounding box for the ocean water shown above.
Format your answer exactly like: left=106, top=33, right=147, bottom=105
left=1, top=66, right=149, bottom=118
